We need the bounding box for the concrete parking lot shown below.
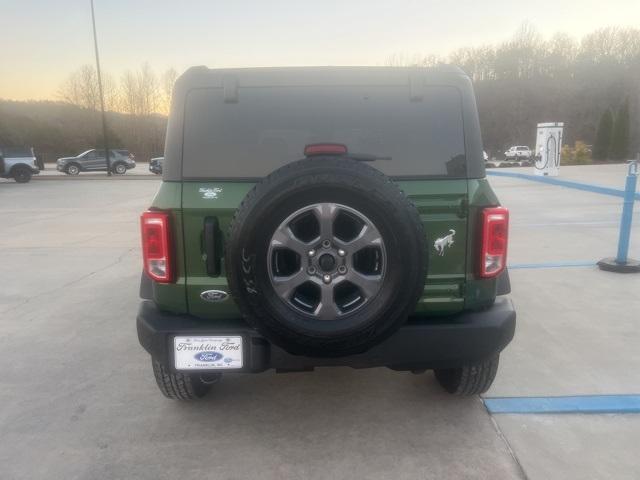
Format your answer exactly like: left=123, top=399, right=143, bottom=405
left=1, top=164, right=639, bottom=480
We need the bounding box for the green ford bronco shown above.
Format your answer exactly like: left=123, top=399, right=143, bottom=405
left=137, top=66, right=515, bottom=400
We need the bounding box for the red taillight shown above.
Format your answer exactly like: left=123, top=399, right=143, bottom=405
left=479, top=207, right=509, bottom=278
left=141, top=211, right=174, bottom=283
left=304, top=143, right=348, bottom=156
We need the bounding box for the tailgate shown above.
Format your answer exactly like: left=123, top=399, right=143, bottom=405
left=182, top=179, right=468, bottom=319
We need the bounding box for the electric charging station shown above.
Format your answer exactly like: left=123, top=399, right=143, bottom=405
left=534, top=122, right=564, bottom=176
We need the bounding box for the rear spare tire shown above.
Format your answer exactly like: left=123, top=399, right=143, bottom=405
left=225, top=157, right=427, bottom=357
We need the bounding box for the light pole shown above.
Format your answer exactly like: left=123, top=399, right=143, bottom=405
left=90, top=0, right=111, bottom=175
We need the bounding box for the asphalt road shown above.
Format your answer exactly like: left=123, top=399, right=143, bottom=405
left=1, top=165, right=639, bottom=479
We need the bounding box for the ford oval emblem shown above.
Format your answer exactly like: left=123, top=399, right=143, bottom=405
left=194, top=351, right=223, bottom=362
left=200, top=290, right=229, bottom=302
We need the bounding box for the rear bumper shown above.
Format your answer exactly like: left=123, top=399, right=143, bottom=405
left=137, top=298, right=515, bottom=373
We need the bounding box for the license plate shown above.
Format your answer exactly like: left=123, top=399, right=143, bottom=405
left=173, top=336, right=243, bottom=370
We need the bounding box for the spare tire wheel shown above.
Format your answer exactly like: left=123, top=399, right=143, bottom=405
left=225, top=157, right=427, bottom=357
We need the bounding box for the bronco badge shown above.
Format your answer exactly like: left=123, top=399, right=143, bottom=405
left=199, top=187, right=222, bottom=199
left=434, top=229, right=456, bottom=256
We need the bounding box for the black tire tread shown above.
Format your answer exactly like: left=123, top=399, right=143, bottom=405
left=112, top=162, right=127, bottom=174
left=230, top=157, right=422, bottom=232
left=66, top=163, right=81, bottom=175
left=11, top=165, right=32, bottom=183
left=434, top=355, right=500, bottom=396
left=152, top=359, right=210, bottom=400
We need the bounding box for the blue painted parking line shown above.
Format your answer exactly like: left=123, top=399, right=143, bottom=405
left=509, top=261, right=595, bottom=269
left=484, top=395, right=640, bottom=414
left=487, top=170, right=640, bottom=201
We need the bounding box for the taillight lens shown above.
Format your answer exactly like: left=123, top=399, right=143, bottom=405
left=479, top=207, right=509, bottom=278
left=140, top=211, right=174, bottom=283
left=304, top=143, right=348, bottom=156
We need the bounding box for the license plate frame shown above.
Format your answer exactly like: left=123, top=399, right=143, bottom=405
left=173, top=335, right=243, bottom=370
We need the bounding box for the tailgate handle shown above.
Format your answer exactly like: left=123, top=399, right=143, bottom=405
left=204, top=217, right=221, bottom=276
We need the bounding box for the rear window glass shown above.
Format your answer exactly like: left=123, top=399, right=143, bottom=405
left=182, top=85, right=466, bottom=178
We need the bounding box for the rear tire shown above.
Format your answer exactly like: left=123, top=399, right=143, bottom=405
left=12, top=166, right=32, bottom=183
left=151, top=359, right=216, bottom=400
left=434, top=355, right=499, bottom=396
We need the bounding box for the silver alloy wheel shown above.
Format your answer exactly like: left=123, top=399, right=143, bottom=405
left=115, top=163, right=126, bottom=174
left=267, top=203, right=386, bottom=320
left=67, top=164, right=79, bottom=175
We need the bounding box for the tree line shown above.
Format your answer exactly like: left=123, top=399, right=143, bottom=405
left=389, top=23, right=639, bottom=161
left=58, top=63, right=177, bottom=116
left=0, top=63, right=176, bottom=163
left=0, top=98, right=167, bottom=163
left=1, top=24, right=638, bottom=164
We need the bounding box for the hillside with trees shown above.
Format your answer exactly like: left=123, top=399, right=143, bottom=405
left=390, top=24, right=639, bottom=160
left=0, top=99, right=167, bottom=163
left=1, top=24, right=637, bottom=164
left=0, top=63, right=174, bottom=162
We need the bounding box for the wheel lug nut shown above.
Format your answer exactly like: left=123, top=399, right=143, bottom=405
left=337, top=249, right=346, bottom=257
left=337, top=265, right=347, bottom=274
left=322, top=240, right=331, bottom=249
left=307, top=266, right=316, bottom=275
left=323, top=274, right=331, bottom=284
left=308, top=249, right=316, bottom=257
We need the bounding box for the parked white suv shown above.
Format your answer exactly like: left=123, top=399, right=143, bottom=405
left=504, top=146, right=532, bottom=160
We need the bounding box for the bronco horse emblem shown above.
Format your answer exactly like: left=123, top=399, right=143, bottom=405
left=434, top=229, right=456, bottom=256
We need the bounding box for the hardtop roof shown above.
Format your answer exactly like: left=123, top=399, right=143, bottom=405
left=174, top=65, right=470, bottom=91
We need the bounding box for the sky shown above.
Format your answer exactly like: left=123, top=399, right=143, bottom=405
left=1, top=0, right=639, bottom=101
